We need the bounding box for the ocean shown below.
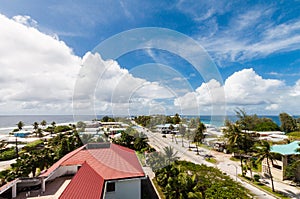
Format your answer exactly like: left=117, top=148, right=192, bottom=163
left=197, top=115, right=283, bottom=128
left=0, top=114, right=297, bottom=135
left=0, top=115, right=96, bottom=135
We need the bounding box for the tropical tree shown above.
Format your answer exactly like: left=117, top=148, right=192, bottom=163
left=50, top=121, right=56, bottom=136
left=163, top=146, right=179, bottom=165
left=155, top=160, right=251, bottom=199
left=17, top=121, right=24, bottom=131
left=32, top=122, right=39, bottom=136
left=255, top=140, right=276, bottom=192
left=51, top=121, right=56, bottom=127
left=173, top=113, right=181, bottom=124
left=186, top=129, right=192, bottom=149
left=32, top=122, right=39, bottom=131
left=15, top=121, right=24, bottom=157
left=37, top=128, right=43, bottom=137
left=133, top=137, right=149, bottom=152
left=279, top=112, right=297, bottom=133
left=40, top=120, right=47, bottom=128
left=193, top=122, right=206, bottom=155
left=235, top=108, right=280, bottom=131
left=188, top=117, right=199, bottom=129
left=223, top=120, right=255, bottom=176
left=146, top=152, right=166, bottom=171
left=179, top=124, right=186, bottom=147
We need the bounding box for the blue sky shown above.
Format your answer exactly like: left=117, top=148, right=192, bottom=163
left=0, top=0, right=299, bottom=116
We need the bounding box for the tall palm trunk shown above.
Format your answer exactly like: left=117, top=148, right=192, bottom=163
left=267, top=157, right=275, bottom=192
left=240, top=155, right=244, bottom=176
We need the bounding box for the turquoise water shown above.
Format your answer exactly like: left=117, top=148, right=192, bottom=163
left=184, top=115, right=296, bottom=127
left=0, top=114, right=298, bottom=130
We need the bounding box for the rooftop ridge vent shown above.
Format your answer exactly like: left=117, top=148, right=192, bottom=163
left=86, top=143, right=111, bottom=149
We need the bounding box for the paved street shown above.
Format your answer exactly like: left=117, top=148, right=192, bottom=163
left=0, top=158, right=16, bottom=171
left=137, top=125, right=300, bottom=199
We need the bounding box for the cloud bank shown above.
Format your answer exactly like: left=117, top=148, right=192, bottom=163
left=0, top=14, right=81, bottom=114
left=175, top=68, right=300, bottom=115
left=1, top=13, right=299, bottom=116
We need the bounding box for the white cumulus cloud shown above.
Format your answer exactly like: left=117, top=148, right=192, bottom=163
left=0, top=14, right=81, bottom=114
left=174, top=68, right=300, bottom=115
left=73, top=52, right=175, bottom=116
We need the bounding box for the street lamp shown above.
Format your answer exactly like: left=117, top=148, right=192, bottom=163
left=228, top=164, right=238, bottom=181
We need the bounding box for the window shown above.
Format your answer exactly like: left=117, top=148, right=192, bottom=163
left=273, top=164, right=282, bottom=170
left=106, top=182, right=115, bottom=192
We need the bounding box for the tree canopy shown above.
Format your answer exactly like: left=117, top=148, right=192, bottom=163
left=155, top=161, right=251, bottom=199
left=279, top=112, right=297, bottom=133
left=235, top=108, right=280, bottom=131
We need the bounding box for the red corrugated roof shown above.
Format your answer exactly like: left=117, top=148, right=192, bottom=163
left=40, top=145, right=86, bottom=178
left=61, top=143, right=145, bottom=180
left=41, top=143, right=145, bottom=198
left=59, top=162, right=104, bottom=199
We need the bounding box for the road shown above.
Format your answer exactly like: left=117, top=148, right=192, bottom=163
left=137, top=126, right=277, bottom=199
left=0, top=158, right=16, bottom=171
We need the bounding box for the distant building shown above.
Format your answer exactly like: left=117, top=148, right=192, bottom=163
left=156, top=124, right=181, bottom=134
left=262, top=141, right=300, bottom=181
left=14, top=130, right=30, bottom=138
left=256, top=131, right=288, bottom=142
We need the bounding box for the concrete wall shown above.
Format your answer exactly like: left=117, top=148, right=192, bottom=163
left=46, top=165, right=78, bottom=181
left=105, top=178, right=141, bottom=199
left=262, top=157, right=286, bottom=181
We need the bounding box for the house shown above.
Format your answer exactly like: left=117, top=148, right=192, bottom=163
left=256, top=131, right=288, bottom=142
left=0, top=143, right=146, bottom=199
left=156, top=124, right=180, bottom=134
left=14, top=130, right=30, bottom=138
left=262, top=141, right=300, bottom=181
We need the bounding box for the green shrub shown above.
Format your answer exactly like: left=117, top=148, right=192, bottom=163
left=54, top=125, right=72, bottom=133
left=254, top=174, right=260, bottom=182
left=23, top=140, right=44, bottom=151
left=0, top=148, right=17, bottom=161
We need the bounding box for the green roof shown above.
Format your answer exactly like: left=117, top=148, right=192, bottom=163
left=271, top=141, right=300, bottom=155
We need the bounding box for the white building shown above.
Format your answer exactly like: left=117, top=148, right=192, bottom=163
left=0, top=143, right=146, bottom=199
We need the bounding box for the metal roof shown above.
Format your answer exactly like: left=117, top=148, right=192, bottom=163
left=271, top=141, right=300, bottom=155
left=59, top=162, right=104, bottom=199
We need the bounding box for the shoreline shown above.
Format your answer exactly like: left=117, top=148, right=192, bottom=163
left=0, top=122, right=76, bottom=138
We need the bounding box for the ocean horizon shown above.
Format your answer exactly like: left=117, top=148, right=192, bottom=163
left=0, top=114, right=296, bottom=130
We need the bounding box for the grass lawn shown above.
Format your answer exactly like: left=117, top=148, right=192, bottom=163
left=205, top=157, right=217, bottom=164
left=194, top=142, right=212, bottom=150
left=230, top=156, right=240, bottom=161
left=136, top=152, right=146, bottom=166
left=287, top=131, right=300, bottom=140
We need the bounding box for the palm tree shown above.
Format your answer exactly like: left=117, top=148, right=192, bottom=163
left=32, top=122, right=39, bottom=136
left=193, top=122, right=206, bottom=155
left=133, top=137, right=149, bottom=151
left=163, top=146, right=179, bottom=165
left=255, top=140, right=275, bottom=192
left=179, top=124, right=186, bottom=147
left=17, top=121, right=24, bottom=131
left=51, top=121, right=56, bottom=136
left=187, top=129, right=191, bottom=149
left=40, top=120, right=47, bottom=128
left=37, top=128, right=43, bottom=137
left=15, top=121, right=24, bottom=157
left=223, top=120, right=246, bottom=175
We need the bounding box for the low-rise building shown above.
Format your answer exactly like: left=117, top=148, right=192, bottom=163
left=262, top=141, right=300, bottom=181
left=0, top=143, right=146, bottom=199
